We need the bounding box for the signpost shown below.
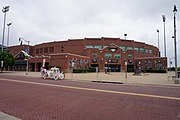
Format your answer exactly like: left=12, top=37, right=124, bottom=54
left=1, top=61, right=3, bottom=68
left=42, top=59, right=46, bottom=68
left=96, top=67, right=98, bottom=79
left=70, top=60, right=75, bottom=80
left=1, top=61, right=3, bottom=72
left=125, top=61, right=127, bottom=83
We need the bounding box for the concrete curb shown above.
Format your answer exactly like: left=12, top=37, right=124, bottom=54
left=92, top=80, right=123, bottom=84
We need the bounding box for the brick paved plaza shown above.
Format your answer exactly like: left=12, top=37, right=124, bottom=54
left=0, top=71, right=180, bottom=120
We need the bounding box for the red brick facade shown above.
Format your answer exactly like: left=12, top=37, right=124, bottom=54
left=8, top=37, right=167, bottom=72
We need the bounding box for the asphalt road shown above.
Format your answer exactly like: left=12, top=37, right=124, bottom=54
left=0, top=75, right=180, bottom=120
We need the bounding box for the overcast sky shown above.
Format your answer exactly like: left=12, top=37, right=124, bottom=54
left=0, top=0, right=180, bottom=66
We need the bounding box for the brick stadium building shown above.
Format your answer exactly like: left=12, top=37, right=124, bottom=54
left=8, top=37, right=167, bottom=72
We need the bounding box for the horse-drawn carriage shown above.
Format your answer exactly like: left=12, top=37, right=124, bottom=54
left=41, top=67, right=65, bottom=80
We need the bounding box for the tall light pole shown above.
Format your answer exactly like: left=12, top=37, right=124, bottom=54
left=162, top=15, right=166, bottom=57
left=173, top=5, right=178, bottom=78
left=19, top=37, right=30, bottom=75
left=7, top=22, right=12, bottom=51
left=1, top=6, right=10, bottom=52
left=124, top=33, right=127, bottom=83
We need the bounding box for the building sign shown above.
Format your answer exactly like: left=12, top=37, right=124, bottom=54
left=128, top=59, right=133, bottom=64
left=110, top=48, right=116, bottom=52
left=108, top=59, right=118, bottom=63
left=92, top=59, right=97, bottom=63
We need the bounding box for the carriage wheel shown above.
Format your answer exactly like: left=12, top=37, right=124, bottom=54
left=59, top=74, right=65, bottom=80
left=54, top=74, right=58, bottom=80
left=43, top=74, right=47, bottom=79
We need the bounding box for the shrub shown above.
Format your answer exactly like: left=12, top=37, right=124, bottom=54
left=127, top=68, right=134, bottom=72
left=168, top=67, right=180, bottom=71
left=143, top=69, right=167, bottom=73
left=73, top=68, right=96, bottom=73
left=178, top=67, right=180, bottom=71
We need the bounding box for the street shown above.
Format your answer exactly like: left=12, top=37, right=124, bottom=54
left=0, top=75, right=180, bottom=120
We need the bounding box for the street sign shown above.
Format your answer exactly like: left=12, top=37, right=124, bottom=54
left=1, top=61, right=3, bottom=67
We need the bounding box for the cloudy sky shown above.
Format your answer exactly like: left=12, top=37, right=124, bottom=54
left=0, top=0, right=180, bottom=66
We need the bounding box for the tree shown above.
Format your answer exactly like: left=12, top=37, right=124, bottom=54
left=0, top=52, right=15, bottom=72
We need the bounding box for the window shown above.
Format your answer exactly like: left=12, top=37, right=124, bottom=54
left=86, top=45, right=103, bottom=50
left=50, top=47, right=54, bottom=53
left=86, top=45, right=93, bottom=48
left=105, top=54, right=112, bottom=58
left=40, top=48, right=43, bottom=53
left=149, top=50, right=152, bottom=54
left=128, top=54, right=132, bottom=58
left=36, top=49, right=39, bottom=54
left=145, top=49, right=148, bottom=53
left=134, top=47, right=139, bottom=51
left=44, top=47, right=48, bottom=53
left=94, top=45, right=103, bottom=49
left=114, top=54, right=121, bottom=59
left=127, top=47, right=133, bottom=50
left=140, top=48, right=144, bottom=52
left=120, top=46, right=126, bottom=51
left=92, top=53, right=97, bottom=58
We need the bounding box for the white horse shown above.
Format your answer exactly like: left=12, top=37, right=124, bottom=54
left=40, top=67, right=47, bottom=78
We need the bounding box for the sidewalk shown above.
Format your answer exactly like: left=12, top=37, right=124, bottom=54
left=0, top=112, right=20, bottom=120
left=1, top=71, right=180, bottom=86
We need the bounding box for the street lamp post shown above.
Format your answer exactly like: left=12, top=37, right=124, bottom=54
left=7, top=22, right=12, bottom=51
left=1, top=6, right=10, bottom=52
left=173, top=5, right=178, bottom=78
left=142, top=45, right=145, bottom=74
left=19, top=37, right=30, bottom=75
left=156, top=29, right=160, bottom=49
left=124, top=34, right=128, bottom=83
left=125, top=61, right=127, bottom=83
left=124, top=34, right=127, bottom=83
left=105, top=62, right=107, bottom=74
left=162, top=15, right=166, bottom=57
left=157, top=29, right=160, bottom=57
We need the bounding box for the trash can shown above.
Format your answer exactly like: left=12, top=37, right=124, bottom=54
left=178, top=71, right=180, bottom=78
left=174, top=71, right=180, bottom=84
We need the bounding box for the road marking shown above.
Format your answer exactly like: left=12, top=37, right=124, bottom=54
left=124, top=83, right=180, bottom=89
left=0, top=78, right=180, bottom=101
